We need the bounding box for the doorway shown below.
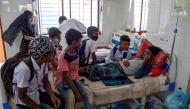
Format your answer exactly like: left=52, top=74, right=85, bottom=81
left=0, top=16, right=6, bottom=62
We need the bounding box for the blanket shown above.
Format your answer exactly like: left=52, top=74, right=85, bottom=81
left=84, top=62, right=134, bottom=86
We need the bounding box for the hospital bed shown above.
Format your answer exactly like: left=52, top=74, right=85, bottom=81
left=80, top=31, right=176, bottom=108
left=83, top=43, right=176, bottom=109
left=50, top=35, right=175, bottom=109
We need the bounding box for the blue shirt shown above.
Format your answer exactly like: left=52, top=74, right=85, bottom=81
left=134, top=62, right=152, bottom=79
left=105, top=45, right=132, bottom=63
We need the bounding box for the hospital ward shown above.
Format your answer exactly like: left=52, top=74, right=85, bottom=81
left=1, top=0, right=190, bottom=109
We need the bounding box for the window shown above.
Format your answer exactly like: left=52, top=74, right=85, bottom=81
left=38, top=0, right=62, bottom=34
left=38, top=0, right=99, bottom=34
left=63, top=0, right=99, bottom=28
left=129, top=0, right=149, bottom=32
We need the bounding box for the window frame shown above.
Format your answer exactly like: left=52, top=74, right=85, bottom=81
left=38, top=0, right=100, bottom=35
left=38, top=0, right=62, bottom=35
left=132, top=0, right=148, bottom=33
left=61, top=0, right=100, bottom=27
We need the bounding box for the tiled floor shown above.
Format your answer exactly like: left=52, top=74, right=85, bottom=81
left=100, top=95, right=163, bottom=109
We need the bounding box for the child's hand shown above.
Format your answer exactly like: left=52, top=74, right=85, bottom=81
left=143, top=54, right=151, bottom=62
left=75, top=91, right=83, bottom=102
left=139, top=50, right=145, bottom=58
left=58, top=44, right=62, bottom=51
left=49, top=62, right=56, bottom=70
left=123, top=60, right=130, bottom=67
left=51, top=60, right=58, bottom=68
left=51, top=95, right=61, bottom=109
left=104, top=44, right=111, bottom=49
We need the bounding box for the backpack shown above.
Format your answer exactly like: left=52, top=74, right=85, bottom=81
left=1, top=51, right=34, bottom=95
left=79, top=39, right=91, bottom=67
left=113, top=45, right=128, bottom=59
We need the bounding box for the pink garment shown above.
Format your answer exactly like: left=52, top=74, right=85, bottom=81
left=55, top=50, right=79, bottom=86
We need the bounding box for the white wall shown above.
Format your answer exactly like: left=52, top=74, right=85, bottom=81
left=0, top=0, right=32, bottom=107
left=0, top=0, right=32, bottom=59
left=0, top=0, right=130, bottom=57
left=146, top=0, right=190, bottom=92
left=95, top=0, right=130, bottom=45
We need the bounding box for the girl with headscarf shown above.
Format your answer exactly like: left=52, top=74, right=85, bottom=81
left=2, top=10, right=35, bottom=51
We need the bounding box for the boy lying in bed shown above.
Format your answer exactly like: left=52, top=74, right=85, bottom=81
left=79, top=46, right=160, bottom=81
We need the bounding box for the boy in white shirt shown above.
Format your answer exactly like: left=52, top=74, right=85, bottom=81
left=58, top=16, right=86, bottom=50
left=12, top=38, right=65, bottom=109
left=84, top=26, right=110, bottom=65
left=99, top=35, right=132, bottom=63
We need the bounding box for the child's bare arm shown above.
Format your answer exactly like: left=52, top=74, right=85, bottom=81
left=92, top=52, right=97, bottom=65
left=49, top=62, right=57, bottom=76
left=96, top=44, right=111, bottom=49
left=43, top=74, right=61, bottom=108
left=78, top=67, right=84, bottom=75
left=63, top=71, right=83, bottom=102
left=140, top=54, right=151, bottom=68
left=18, top=87, right=43, bottom=109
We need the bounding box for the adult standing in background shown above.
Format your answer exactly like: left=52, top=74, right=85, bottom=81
left=58, top=16, right=86, bottom=50
left=2, top=10, right=35, bottom=51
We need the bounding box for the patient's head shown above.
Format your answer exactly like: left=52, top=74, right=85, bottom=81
left=142, top=46, right=160, bottom=60
left=119, top=35, right=130, bottom=51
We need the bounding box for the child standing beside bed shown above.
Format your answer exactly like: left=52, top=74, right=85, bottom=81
left=55, top=29, right=93, bottom=109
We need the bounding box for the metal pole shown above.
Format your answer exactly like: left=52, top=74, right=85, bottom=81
left=169, top=17, right=178, bottom=69
left=140, top=0, right=144, bottom=31
left=166, top=17, right=178, bottom=85
left=69, top=0, right=71, bottom=18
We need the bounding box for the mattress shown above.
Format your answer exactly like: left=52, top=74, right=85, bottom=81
left=48, top=72, right=160, bottom=106
left=79, top=75, right=160, bottom=105
left=95, top=48, right=111, bottom=60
